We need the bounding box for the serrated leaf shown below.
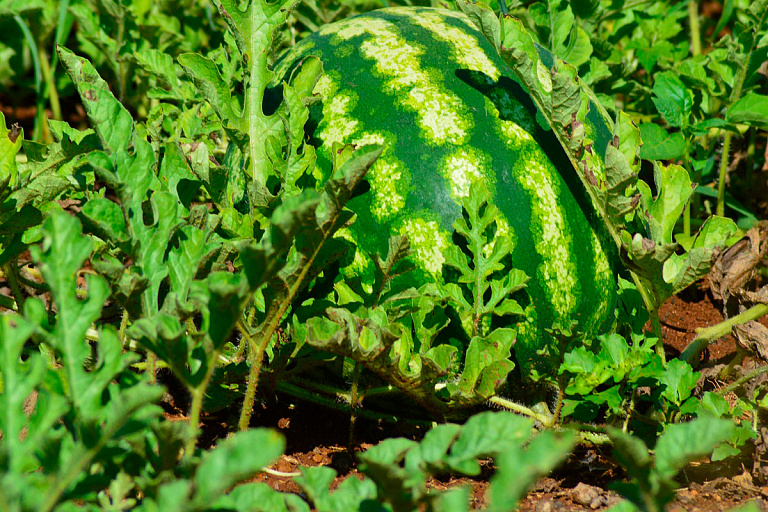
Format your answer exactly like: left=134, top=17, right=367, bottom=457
left=30, top=213, right=112, bottom=412
left=659, top=359, right=700, bottom=407
left=457, top=0, right=500, bottom=51
left=57, top=46, right=134, bottom=155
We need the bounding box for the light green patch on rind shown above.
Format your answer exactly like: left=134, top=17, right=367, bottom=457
left=397, top=217, right=450, bottom=275
left=440, top=147, right=489, bottom=200
left=352, top=131, right=409, bottom=220
left=399, top=8, right=500, bottom=81
left=515, top=154, right=578, bottom=319
left=588, top=227, right=614, bottom=327
left=321, top=16, right=472, bottom=145
left=314, top=74, right=358, bottom=144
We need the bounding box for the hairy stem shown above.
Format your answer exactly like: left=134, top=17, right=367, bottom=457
left=276, top=382, right=435, bottom=426
left=650, top=308, right=666, bottom=364
left=348, top=363, right=361, bottom=450
left=187, top=354, right=219, bottom=456
left=718, top=363, right=768, bottom=396
left=681, top=303, right=768, bottom=364
left=3, top=260, right=26, bottom=312
left=238, top=320, right=271, bottom=431
left=687, top=0, right=701, bottom=57
left=488, top=396, right=554, bottom=427
left=118, top=309, right=129, bottom=349
left=716, top=131, right=732, bottom=217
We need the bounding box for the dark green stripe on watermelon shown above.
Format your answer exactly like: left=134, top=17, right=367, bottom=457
left=274, top=7, right=617, bottom=373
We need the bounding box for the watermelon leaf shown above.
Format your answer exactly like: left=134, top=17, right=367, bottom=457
left=180, top=0, right=299, bottom=188
left=301, top=184, right=525, bottom=413
left=442, top=182, right=528, bottom=339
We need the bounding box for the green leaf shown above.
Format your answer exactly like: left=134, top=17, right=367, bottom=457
left=695, top=392, right=731, bottom=418
left=295, top=466, right=378, bottom=512
left=278, top=56, right=321, bottom=196
left=654, top=417, right=734, bottom=480
left=651, top=72, right=693, bottom=128
left=727, top=93, right=768, bottom=128
left=192, top=429, right=285, bottom=507
left=80, top=198, right=128, bottom=244
left=442, top=181, right=528, bottom=340
left=29, top=213, right=113, bottom=412
left=445, top=411, right=533, bottom=475
left=1, top=111, right=22, bottom=191
left=638, top=124, right=685, bottom=160
left=0, top=313, right=65, bottom=479
left=488, top=431, right=575, bottom=511
left=637, top=162, right=694, bottom=245
left=212, top=482, right=311, bottom=512
left=457, top=0, right=500, bottom=51
left=659, top=359, right=700, bottom=407
left=57, top=46, right=134, bottom=155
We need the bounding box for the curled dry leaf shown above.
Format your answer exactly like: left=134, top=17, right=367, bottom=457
left=709, top=221, right=768, bottom=360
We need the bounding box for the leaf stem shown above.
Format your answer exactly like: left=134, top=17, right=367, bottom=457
left=716, top=130, right=731, bottom=217
left=238, top=320, right=271, bottom=431
left=681, top=303, right=768, bottom=364
left=276, top=381, right=435, bottom=426
left=118, top=309, right=129, bottom=349
left=348, top=362, right=361, bottom=450
left=488, top=395, right=554, bottom=427
left=687, top=0, right=702, bottom=57
left=187, top=353, right=219, bottom=456
left=717, top=363, right=768, bottom=396
left=650, top=307, right=665, bottom=364
left=3, top=260, right=26, bottom=312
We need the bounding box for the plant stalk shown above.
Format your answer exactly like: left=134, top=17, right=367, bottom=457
left=649, top=307, right=665, bottom=364
left=718, top=363, right=768, bottom=396
left=118, top=309, right=129, bottom=350
left=488, top=396, right=554, bottom=427
left=687, top=0, right=701, bottom=57
left=681, top=303, right=768, bottom=364
left=348, top=362, right=361, bottom=450
left=3, top=260, right=26, bottom=312
left=186, top=352, right=220, bottom=456
left=238, top=321, right=271, bottom=431
left=716, top=130, right=732, bottom=217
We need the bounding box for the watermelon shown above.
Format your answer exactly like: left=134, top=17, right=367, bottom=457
left=275, top=6, right=617, bottom=371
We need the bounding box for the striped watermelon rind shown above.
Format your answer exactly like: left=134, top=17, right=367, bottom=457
left=275, top=6, right=618, bottom=374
